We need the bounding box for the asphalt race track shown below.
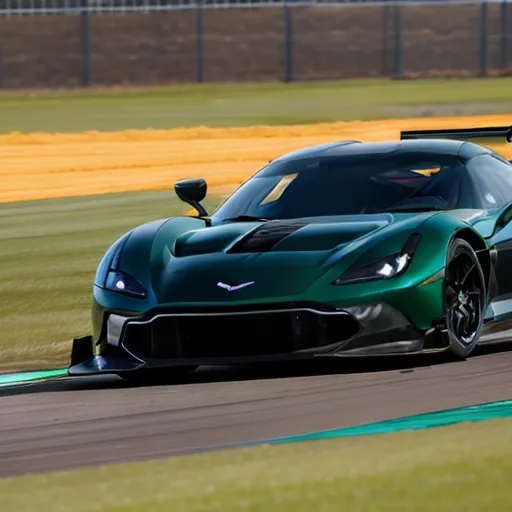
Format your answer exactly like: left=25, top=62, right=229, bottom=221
left=2, top=345, right=512, bottom=479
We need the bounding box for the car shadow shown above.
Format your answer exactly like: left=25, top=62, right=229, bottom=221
left=1, top=340, right=510, bottom=397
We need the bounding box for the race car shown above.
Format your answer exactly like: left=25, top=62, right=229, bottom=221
left=69, top=125, right=512, bottom=380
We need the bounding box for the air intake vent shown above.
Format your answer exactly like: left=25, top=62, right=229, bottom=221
left=228, top=220, right=308, bottom=253
left=122, top=308, right=361, bottom=360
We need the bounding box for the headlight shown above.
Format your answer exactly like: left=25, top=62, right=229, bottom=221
left=105, top=270, right=147, bottom=299
left=334, top=233, right=421, bottom=286
left=94, top=233, right=131, bottom=287
left=94, top=232, right=147, bottom=299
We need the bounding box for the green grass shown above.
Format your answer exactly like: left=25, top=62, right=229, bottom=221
left=0, top=191, right=222, bottom=370
left=2, top=419, right=512, bottom=511
left=2, top=78, right=512, bottom=133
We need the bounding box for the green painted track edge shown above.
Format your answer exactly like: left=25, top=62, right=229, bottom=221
left=1, top=370, right=511, bottom=445
left=269, top=399, right=512, bottom=444
left=0, top=368, right=68, bottom=387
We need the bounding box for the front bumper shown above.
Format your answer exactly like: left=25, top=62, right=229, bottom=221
left=68, top=302, right=448, bottom=376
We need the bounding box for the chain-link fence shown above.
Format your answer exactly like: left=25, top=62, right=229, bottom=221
left=0, top=0, right=510, bottom=88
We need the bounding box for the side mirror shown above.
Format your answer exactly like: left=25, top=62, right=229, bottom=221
left=174, top=178, right=208, bottom=217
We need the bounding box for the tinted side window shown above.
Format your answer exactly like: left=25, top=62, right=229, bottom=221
left=467, top=154, right=512, bottom=208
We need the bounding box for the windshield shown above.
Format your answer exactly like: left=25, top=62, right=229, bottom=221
left=211, top=153, right=469, bottom=223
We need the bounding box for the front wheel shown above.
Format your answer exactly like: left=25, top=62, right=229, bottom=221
left=443, top=239, right=486, bottom=359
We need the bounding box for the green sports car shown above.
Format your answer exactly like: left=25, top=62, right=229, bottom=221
left=69, top=125, right=512, bottom=379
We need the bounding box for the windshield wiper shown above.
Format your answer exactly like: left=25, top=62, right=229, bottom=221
left=221, top=215, right=270, bottom=223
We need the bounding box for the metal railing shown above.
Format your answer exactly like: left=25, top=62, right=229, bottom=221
left=0, top=0, right=508, bottom=16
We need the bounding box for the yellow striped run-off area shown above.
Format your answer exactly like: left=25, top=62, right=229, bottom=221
left=2, top=114, right=512, bottom=204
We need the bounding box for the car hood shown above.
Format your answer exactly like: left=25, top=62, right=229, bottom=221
left=144, top=213, right=433, bottom=303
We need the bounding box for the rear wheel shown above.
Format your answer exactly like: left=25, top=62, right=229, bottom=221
left=443, top=239, right=486, bottom=359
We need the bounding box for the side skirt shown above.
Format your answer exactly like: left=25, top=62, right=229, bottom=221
left=479, top=299, right=512, bottom=346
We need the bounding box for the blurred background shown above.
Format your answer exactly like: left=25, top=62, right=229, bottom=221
left=0, top=0, right=510, bottom=89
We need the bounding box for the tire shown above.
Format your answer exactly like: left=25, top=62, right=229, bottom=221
left=117, top=366, right=198, bottom=385
left=443, top=238, right=486, bottom=359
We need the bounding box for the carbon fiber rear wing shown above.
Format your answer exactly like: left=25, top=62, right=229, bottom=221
left=400, top=126, right=512, bottom=145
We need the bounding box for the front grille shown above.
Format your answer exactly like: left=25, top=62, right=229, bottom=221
left=122, top=309, right=360, bottom=360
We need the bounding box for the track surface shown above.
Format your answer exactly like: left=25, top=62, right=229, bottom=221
left=2, top=345, right=512, bottom=479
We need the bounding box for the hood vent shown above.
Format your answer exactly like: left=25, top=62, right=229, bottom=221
left=228, top=220, right=308, bottom=254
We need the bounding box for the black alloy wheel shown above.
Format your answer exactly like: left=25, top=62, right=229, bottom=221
left=443, top=239, right=486, bottom=358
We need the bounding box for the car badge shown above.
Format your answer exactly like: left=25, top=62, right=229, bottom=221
left=217, top=281, right=255, bottom=292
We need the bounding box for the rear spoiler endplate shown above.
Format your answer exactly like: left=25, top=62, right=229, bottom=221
left=400, top=126, right=512, bottom=145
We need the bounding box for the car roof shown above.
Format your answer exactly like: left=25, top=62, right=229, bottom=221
left=272, top=139, right=492, bottom=163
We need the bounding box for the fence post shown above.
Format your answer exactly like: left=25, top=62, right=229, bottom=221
left=479, top=0, right=488, bottom=77
left=0, top=48, right=3, bottom=89
left=284, top=3, right=293, bottom=83
left=501, top=0, right=508, bottom=72
left=393, top=2, right=403, bottom=79
left=80, top=0, right=92, bottom=86
left=196, top=0, right=204, bottom=83
left=381, top=3, right=389, bottom=76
